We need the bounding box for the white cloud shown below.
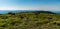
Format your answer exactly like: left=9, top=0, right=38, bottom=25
left=37, top=5, right=60, bottom=11
left=0, top=5, right=59, bottom=11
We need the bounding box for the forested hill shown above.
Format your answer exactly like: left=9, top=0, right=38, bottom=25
left=8, top=10, right=56, bottom=14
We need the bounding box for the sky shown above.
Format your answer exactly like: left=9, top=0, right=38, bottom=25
left=0, top=0, right=60, bottom=11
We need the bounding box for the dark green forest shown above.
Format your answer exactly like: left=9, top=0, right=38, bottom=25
left=0, top=11, right=60, bottom=29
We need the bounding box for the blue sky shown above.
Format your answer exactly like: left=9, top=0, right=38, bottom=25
left=0, top=0, right=60, bottom=11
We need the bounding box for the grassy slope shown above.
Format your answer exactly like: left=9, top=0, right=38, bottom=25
left=0, top=12, right=60, bottom=29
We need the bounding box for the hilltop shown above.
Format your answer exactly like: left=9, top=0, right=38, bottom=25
left=0, top=11, right=59, bottom=29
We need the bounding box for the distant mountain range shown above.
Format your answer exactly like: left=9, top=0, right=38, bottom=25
left=7, top=10, right=57, bottom=14
left=0, top=10, right=59, bottom=14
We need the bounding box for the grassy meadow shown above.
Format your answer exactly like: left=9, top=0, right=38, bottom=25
left=0, top=11, right=60, bottom=29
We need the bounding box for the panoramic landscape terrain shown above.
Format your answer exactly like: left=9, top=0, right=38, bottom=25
left=0, top=10, right=59, bottom=29
left=0, top=0, right=59, bottom=29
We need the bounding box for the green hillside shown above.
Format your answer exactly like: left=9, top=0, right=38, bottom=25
left=0, top=11, right=60, bottom=29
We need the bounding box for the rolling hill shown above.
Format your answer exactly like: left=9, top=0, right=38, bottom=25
left=0, top=10, right=59, bottom=29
